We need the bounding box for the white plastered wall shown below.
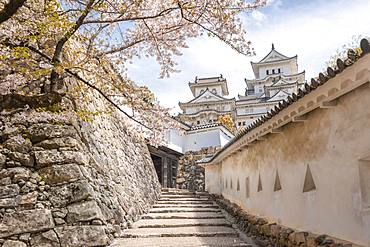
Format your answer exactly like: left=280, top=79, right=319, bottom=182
left=205, top=81, right=370, bottom=246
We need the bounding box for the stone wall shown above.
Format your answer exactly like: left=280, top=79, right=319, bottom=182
left=176, top=146, right=218, bottom=191
left=0, top=95, right=161, bottom=246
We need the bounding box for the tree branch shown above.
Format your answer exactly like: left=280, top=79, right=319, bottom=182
left=83, top=6, right=179, bottom=24
left=177, top=2, right=248, bottom=56
left=0, top=0, right=27, bottom=24
left=143, top=19, right=164, bottom=62
left=2, top=41, right=152, bottom=130
left=101, top=38, right=145, bottom=55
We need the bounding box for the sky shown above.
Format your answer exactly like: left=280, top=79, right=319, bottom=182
left=126, top=0, right=370, bottom=114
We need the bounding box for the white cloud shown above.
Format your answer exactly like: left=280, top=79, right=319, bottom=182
left=127, top=0, right=370, bottom=114
left=251, top=10, right=267, bottom=25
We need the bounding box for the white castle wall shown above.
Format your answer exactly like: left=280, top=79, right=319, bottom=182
left=203, top=54, right=370, bottom=246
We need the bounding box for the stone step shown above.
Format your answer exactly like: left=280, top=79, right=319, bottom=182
left=161, top=188, right=202, bottom=193
left=133, top=218, right=231, bottom=228
left=149, top=207, right=221, bottom=213
left=158, top=197, right=210, bottom=201
left=157, top=200, right=213, bottom=205
left=120, top=226, right=239, bottom=238
left=161, top=191, right=209, bottom=196
left=142, top=212, right=225, bottom=220
left=160, top=194, right=209, bottom=199
left=153, top=204, right=217, bottom=208
left=111, top=236, right=251, bottom=247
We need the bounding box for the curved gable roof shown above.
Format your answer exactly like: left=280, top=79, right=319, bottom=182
left=179, top=88, right=233, bottom=106
left=252, top=44, right=296, bottom=65
left=267, top=90, right=290, bottom=102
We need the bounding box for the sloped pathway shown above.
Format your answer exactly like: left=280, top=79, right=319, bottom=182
left=111, top=189, right=255, bottom=247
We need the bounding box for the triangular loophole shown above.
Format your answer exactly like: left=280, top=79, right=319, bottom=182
left=245, top=177, right=250, bottom=198
left=303, top=164, right=316, bottom=192
left=257, top=173, right=262, bottom=192
left=237, top=179, right=240, bottom=191
left=274, top=170, right=282, bottom=191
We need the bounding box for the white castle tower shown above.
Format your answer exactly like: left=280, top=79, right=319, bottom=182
left=235, top=44, right=305, bottom=127
left=178, top=75, right=235, bottom=127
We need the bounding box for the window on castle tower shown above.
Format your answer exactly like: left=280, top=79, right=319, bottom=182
left=278, top=68, right=281, bottom=73
left=272, top=69, right=275, bottom=74
left=197, top=120, right=200, bottom=124
left=266, top=70, right=269, bottom=75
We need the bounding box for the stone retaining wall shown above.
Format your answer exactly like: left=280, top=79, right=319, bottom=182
left=176, top=147, right=218, bottom=192
left=213, top=195, right=358, bottom=247
left=0, top=95, right=161, bottom=246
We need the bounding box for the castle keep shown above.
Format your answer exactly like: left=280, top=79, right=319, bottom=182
left=178, top=45, right=305, bottom=129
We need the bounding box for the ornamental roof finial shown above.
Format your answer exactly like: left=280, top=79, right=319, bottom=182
left=272, top=43, right=275, bottom=50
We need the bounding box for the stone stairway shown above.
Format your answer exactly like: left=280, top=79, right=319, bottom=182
left=111, top=189, right=252, bottom=247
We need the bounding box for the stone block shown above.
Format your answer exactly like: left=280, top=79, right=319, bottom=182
left=0, top=184, right=19, bottom=198
left=0, top=185, right=36, bottom=208
left=289, top=231, right=307, bottom=244
left=4, top=135, right=32, bottom=153
left=0, top=209, right=54, bottom=237
left=9, top=167, right=31, bottom=182
left=30, top=230, right=60, bottom=247
left=19, top=191, right=38, bottom=206
left=260, top=224, right=271, bottom=236
left=0, top=197, right=18, bottom=208
left=54, top=218, right=66, bottom=225
left=0, top=177, right=11, bottom=185
left=2, top=240, right=27, bottom=247
left=52, top=208, right=68, bottom=218
left=36, top=137, right=83, bottom=150
left=29, top=124, right=78, bottom=143
left=8, top=152, right=34, bottom=167
left=19, top=233, right=31, bottom=241
left=0, top=153, right=6, bottom=166
left=270, top=224, right=281, bottom=238
left=39, top=164, right=83, bottom=185
left=49, top=180, right=95, bottom=207
left=307, top=233, right=318, bottom=247
left=35, top=150, right=89, bottom=167
left=66, top=200, right=104, bottom=223
left=55, top=226, right=110, bottom=247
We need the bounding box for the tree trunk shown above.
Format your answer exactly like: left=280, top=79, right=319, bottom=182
left=47, top=0, right=95, bottom=92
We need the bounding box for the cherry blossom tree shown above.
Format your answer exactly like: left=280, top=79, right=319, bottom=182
left=218, top=114, right=236, bottom=133
left=0, top=0, right=265, bottom=145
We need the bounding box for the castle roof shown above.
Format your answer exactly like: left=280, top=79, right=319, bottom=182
left=179, top=88, right=234, bottom=109
left=251, top=44, right=297, bottom=78
left=245, top=70, right=305, bottom=85
left=188, top=75, right=229, bottom=96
